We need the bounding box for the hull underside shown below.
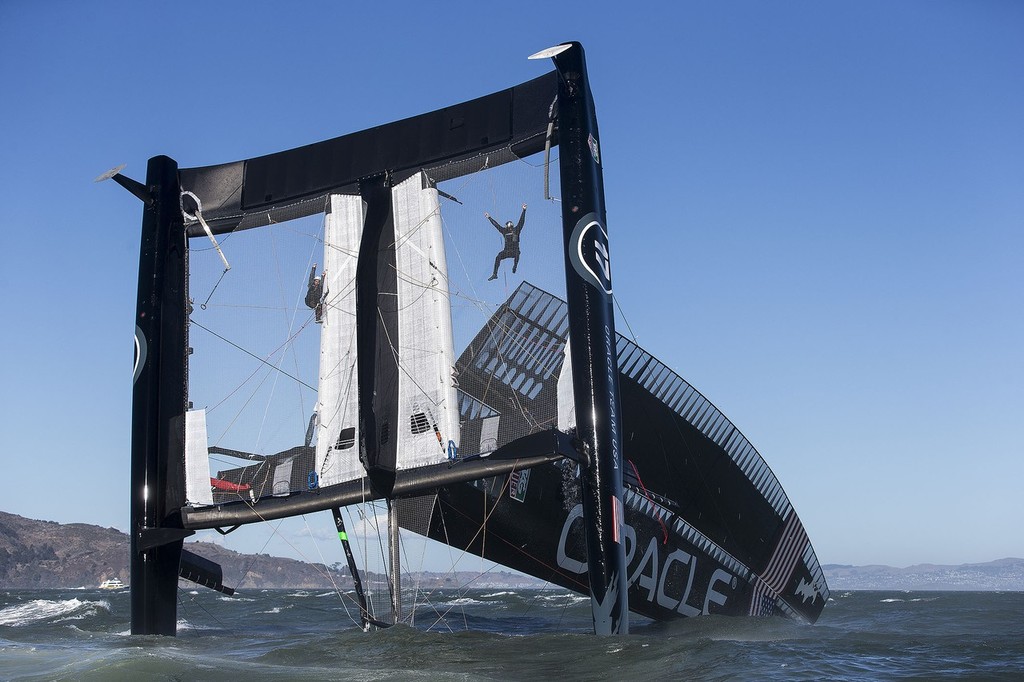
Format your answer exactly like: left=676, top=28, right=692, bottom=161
left=409, top=458, right=827, bottom=624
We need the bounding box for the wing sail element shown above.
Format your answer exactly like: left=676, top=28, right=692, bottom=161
left=315, top=194, right=365, bottom=488
left=121, top=42, right=826, bottom=637
left=405, top=282, right=830, bottom=624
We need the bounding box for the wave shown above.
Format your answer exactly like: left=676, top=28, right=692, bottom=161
left=440, top=597, right=485, bottom=606
left=176, top=618, right=218, bottom=631
left=0, top=598, right=111, bottom=627
left=257, top=605, right=294, bottom=614
left=536, top=593, right=589, bottom=605
left=482, top=591, right=516, bottom=598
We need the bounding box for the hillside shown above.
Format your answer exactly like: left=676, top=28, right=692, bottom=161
left=2, top=511, right=1021, bottom=591
left=0, top=511, right=536, bottom=590
left=0, top=511, right=129, bottom=588
left=822, top=558, right=1024, bottom=591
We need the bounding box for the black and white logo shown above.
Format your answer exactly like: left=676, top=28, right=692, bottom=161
left=133, top=325, right=147, bottom=385
left=569, top=212, right=612, bottom=295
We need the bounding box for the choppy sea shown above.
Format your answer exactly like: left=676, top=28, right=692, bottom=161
left=1, top=588, right=1021, bottom=680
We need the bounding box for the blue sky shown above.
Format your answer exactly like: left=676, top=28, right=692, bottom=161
left=1, top=1, right=1020, bottom=571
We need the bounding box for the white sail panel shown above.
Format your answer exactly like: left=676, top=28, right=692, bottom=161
left=392, top=173, right=459, bottom=470
left=315, top=194, right=365, bottom=487
left=185, top=409, right=214, bottom=506
left=557, top=340, right=576, bottom=432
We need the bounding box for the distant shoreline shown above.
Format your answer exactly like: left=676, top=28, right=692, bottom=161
left=3, top=510, right=1022, bottom=591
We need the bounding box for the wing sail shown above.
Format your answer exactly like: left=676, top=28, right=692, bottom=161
left=316, top=194, right=365, bottom=488
left=405, top=282, right=830, bottom=624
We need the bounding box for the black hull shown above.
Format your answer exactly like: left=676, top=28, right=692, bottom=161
left=417, top=461, right=827, bottom=624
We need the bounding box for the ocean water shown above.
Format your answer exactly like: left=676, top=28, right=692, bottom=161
left=1, top=588, right=1021, bottom=680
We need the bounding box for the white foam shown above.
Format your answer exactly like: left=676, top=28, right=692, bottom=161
left=257, top=606, right=289, bottom=614
left=443, top=597, right=484, bottom=606
left=176, top=618, right=217, bottom=631
left=0, top=598, right=109, bottom=627
left=482, top=591, right=516, bottom=598
left=538, top=593, right=588, bottom=605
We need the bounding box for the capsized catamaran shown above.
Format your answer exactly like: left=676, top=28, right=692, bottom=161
left=112, top=42, right=828, bottom=636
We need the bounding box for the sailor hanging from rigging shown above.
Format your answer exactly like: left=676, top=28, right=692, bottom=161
left=485, top=203, right=527, bottom=281
left=305, top=264, right=326, bottom=323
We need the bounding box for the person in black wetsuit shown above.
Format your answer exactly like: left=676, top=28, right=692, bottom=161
left=305, top=264, right=325, bottom=323
left=486, top=203, right=527, bottom=281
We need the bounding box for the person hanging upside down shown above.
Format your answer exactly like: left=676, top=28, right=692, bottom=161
left=486, top=203, right=527, bottom=281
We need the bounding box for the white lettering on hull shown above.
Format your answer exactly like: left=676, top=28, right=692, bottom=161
left=556, top=504, right=734, bottom=615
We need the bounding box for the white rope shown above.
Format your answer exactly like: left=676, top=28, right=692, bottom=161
left=181, top=190, right=231, bottom=272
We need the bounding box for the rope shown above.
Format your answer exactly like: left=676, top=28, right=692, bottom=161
left=181, top=190, right=230, bottom=272
left=190, top=318, right=316, bottom=392
left=182, top=190, right=230, bottom=308
left=628, top=459, right=668, bottom=544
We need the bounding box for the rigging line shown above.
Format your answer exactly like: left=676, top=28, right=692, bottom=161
left=417, top=469, right=515, bottom=619
left=347, top=500, right=387, bottom=625
left=191, top=318, right=317, bottom=392
left=228, top=500, right=343, bottom=587
left=316, top=346, right=357, bottom=459
left=384, top=271, right=435, bottom=313
left=387, top=201, right=442, bottom=253
left=434, top=488, right=589, bottom=592
left=477, top=312, right=545, bottom=433
left=201, top=303, right=305, bottom=312
left=181, top=191, right=231, bottom=272
left=178, top=586, right=228, bottom=630
left=211, top=368, right=277, bottom=448
left=317, top=282, right=358, bottom=324
left=390, top=256, right=447, bottom=293
left=363, top=499, right=391, bottom=611
left=232, top=519, right=281, bottom=590
left=425, top=562, right=513, bottom=633
left=434, top=493, right=469, bottom=632
left=450, top=293, right=563, bottom=418
left=199, top=267, right=229, bottom=310
left=628, top=459, right=668, bottom=545
left=300, top=513, right=361, bottom=629
left=374, top=307, right=453, bottom=442
left=317, top=355, right=357, bottom=479
left=395, top=502, right=440, bottom=630
left=612, top=292, right=639, bottom=345
left=421, top=473, right=520, bottom=626
left=201, top=313, right=315, bottom=425
left=255, top=227, right=311, bottom=450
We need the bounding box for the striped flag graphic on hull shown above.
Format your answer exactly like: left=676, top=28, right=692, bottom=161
left=748, top=513, right=808, bottom=616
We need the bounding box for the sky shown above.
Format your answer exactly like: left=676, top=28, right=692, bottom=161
left=0, top=1, right=1021, bottom=573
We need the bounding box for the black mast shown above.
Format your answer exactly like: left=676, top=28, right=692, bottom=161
left=128, top=155, right=191, bottom=635
left=546, top=42, right=630, bottom=634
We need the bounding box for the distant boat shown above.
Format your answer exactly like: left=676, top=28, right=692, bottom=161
left=99, top=578, right=126, bottom=590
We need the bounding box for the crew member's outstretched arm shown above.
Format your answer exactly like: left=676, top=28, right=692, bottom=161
left=515, top=204, right=527, bottom=235
left=485, top=212, right=504, bottom=233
